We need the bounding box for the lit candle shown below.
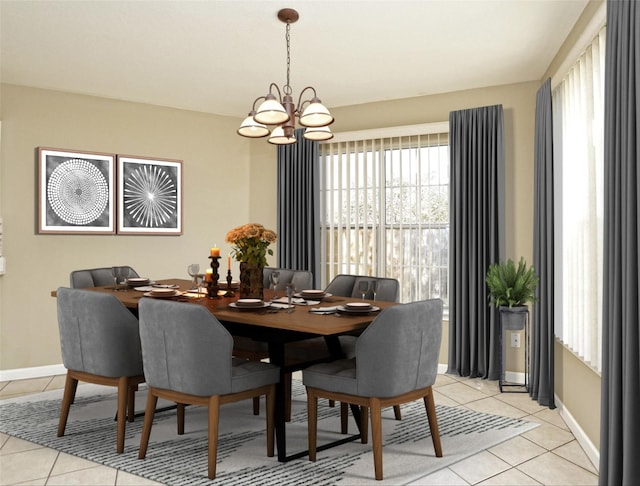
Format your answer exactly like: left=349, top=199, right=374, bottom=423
left=205, top=269, right=213, bottom=282
left=227, top=255, right=231, bottom=271
left=210, top=246, right=220, bottom=257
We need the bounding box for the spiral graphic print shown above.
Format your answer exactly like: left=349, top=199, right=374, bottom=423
left=47, top=159, right=109, bottom=225
left=123, top=164, right=177, bottom=228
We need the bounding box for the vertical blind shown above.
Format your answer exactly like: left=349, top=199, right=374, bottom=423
left=553, top=27, right=605, bottom=372
left=319, top=124, right=449, bottom=304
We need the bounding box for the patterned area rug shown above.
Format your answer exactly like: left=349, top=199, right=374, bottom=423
left=0, top=380, right=537, bottom=485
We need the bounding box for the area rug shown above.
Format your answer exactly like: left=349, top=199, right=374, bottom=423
left=0, top=379, right=538, bottom=485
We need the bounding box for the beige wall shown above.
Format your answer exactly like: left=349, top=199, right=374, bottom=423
left=0, top=84, right=261, bottom=369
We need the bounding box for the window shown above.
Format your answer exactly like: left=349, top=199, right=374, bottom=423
left=553, top=27, right=605, bottom=373
left=319, top=123, right=449, bottom=305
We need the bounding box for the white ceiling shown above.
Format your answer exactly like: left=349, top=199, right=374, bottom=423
left=1, top=0, right=589, bottom=118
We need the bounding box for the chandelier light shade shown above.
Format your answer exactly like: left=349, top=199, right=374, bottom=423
left=238, top=8, right=334, bottom=144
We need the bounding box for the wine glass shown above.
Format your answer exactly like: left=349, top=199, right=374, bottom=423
left=187, top=264, right=200, bottom=290
left=358, top=280, right=369, bottom=300
left=285, top=283, right=295, bottom=313
left=371, top=280, right=378, bottom=301
left=111, top=266, right=129, bottom=291
left=270, top=271, right=281, bottom=298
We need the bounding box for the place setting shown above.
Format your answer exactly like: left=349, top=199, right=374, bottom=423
left=229, top=298, right=273, bottom=310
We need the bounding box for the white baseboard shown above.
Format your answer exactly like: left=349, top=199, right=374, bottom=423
left=0, top=364, right=66, bottom=382
left=554, top=393, right=600, bottom=471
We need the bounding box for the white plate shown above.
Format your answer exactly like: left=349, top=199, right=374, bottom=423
left=337, top=305, right=380, bottom=314
left=345, top=302, right=373, bottom=310
left=144, top=290, right=183, bottom=298
left=229, top=301, right=272, bottom=310
left=134, top=286, right=154, bottom=292
left=235, top=298, right=265, bottom=308
left=126, top=278, right=150, bottom=285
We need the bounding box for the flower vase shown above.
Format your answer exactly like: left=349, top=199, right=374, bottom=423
left=239, top=262, right=264, bottom=299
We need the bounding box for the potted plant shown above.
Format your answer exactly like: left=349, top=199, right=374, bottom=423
left=486, top=257, right=539, bottom=330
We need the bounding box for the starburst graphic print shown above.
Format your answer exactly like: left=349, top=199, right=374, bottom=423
left=123, top=164, right=177, bottom=228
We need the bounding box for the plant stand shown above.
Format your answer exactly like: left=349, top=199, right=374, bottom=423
left=498, top=306, right=529, bottom=393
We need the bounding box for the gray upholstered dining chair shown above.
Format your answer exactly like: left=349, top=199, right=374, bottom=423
left=303, top=298, right=444, bottom=481
left=290, top=274, right=402, bottom=425
left=263, top=267, right=313, bottom=291
left=70, top=266, right=140, bottom=288
left=137, top=298, right=279, bottom=480
left=56, top=287, right=145, bottom=453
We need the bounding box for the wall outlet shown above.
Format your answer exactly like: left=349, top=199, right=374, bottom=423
left=511, top=332, right=521, bottom=348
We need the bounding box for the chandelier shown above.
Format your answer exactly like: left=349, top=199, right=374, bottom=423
left=237, top=8, right=334, bottom=145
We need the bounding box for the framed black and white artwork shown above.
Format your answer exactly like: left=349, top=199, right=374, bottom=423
left=38, top=147, right=116, bottom=234
left=116, top=155, right=183, bottom=235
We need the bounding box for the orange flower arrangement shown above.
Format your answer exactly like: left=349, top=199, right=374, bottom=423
left=225, top=223, right=277, bottom=267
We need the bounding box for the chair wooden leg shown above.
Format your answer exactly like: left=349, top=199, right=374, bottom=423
left=253, top=396, right=260, bottom=415
left=207, top=395, right=221, bottom=480
left=340, top=402, right=349, bottom=434
left=329, top=399, right=336, bottom=407
left=360, top=405, right=369, bottom=444
left=177, top=403, right=186, bottom=435
left=138, top=390, right=158, bottom=459
left=265, top=386, right=275, bottom=457
left=423, top=389, right=443, bottom=457
left=307, top=389, right=318, bottom=462
left=370, top=398, right=384, bottom=480
left=116, top=377, right=129, bottom=453
left=57, top=372, right=78, bottom=437
left=393, top=404, right=402, bottom=420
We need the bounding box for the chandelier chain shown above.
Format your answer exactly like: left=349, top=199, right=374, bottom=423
left=284, top=22, right=292, bottom=95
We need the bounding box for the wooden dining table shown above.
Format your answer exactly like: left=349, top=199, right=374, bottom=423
left=54, top=278, right=397, bottom=462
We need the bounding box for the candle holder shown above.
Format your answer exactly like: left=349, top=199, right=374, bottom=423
left=223, top=269, right=235, bottom=297
left=207, top=256, right=220, bottom=299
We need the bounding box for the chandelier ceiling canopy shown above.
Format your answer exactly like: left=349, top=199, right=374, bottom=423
left=237, top=8, right=334, bottom=145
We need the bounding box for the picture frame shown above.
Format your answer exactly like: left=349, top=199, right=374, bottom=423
left=116, top=155, right=183, bottom=235
left=38, top=147, right=116, bottom=234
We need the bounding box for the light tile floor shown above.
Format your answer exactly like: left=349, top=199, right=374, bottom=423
left=0, top=373, right=599, bottom=485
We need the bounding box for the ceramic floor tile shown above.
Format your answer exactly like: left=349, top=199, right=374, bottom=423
left=436, top=382, right=491, bottom=404
left=0, top=378, right=52, bottom=398
left=463, top=396, right=530, bottom=419
left=115, top=470, right=165, bottom=485
left=0, top=447, right=58, bottom=484
left=477, top=467, right=542, bottom=485
left=0, top=436, right=45, bottom=455
left=47, top=465, right=118, bottom=486
left=552, top=440, right=598, bottom=474
left=44, top=375, right=68, bottom=393
left=494, top=392, right=545, bottom=415
left=456, top=377, right=501, bottom=396
left=435, top=374, right=458, bottom=387
left=521, top=421, right=575, bottom=451
left=407, top=467, right=470, bottom=485
left=530, top=407, right=569, bottom=430
left=517, top=451, right=599, bottom=485
left=433, top=389, right=464, bottom=408
left=12, top=478, right=47, bottom=485
left=50, top=452, right=101, bottom=476
left=488, top=436, right=546, bottom=466
left=449, top=450, right=511, bottom=484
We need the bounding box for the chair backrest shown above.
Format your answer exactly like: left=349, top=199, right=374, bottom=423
left=325, top=274, right=400, bottom=302
left=138, top=298, right=235, bottom=396
left=56, top=287, right=143, bottom=378
left=355, top=299, right=442, bottom=397
left=263, top=267, right=313, bottom=291
left=70, top=267, right=140, bottom=288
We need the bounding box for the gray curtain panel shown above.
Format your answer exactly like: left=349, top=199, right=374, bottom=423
left=530, top=79, right=556, bottom=408
left=599, top=1, right=640, bottom=484
left=276, top=128, right=320, bottom=286
left=447, top=104, right=505, bottom=380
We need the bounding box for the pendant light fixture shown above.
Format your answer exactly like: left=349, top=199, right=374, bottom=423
left=237, top=8, right=334, bottom=144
